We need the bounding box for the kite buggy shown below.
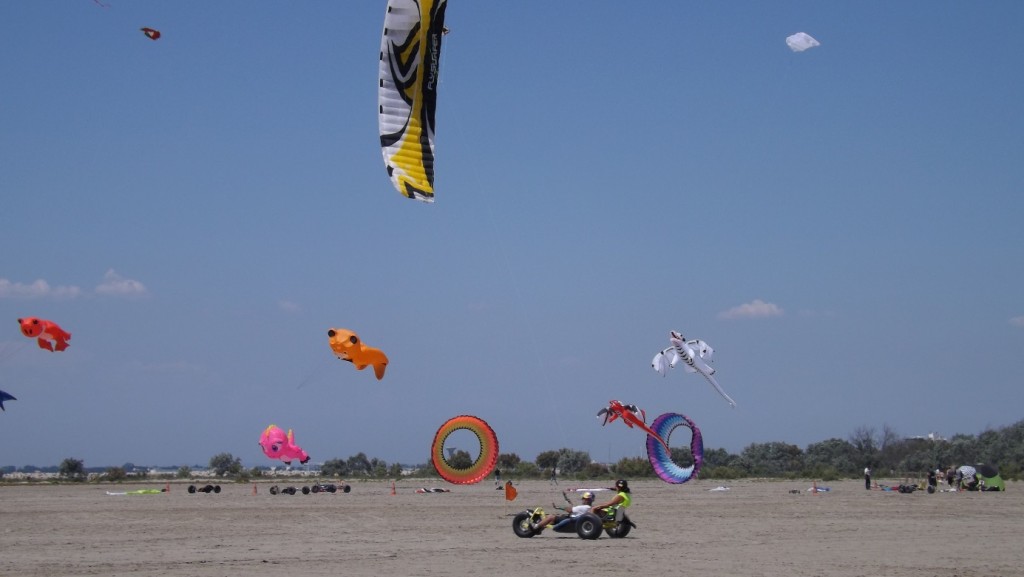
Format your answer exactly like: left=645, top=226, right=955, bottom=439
left=305, top=482, right=351, bottom=494
left=513, top=506, right=635, bottom=540
left=268, top=482, right=351, bottom=495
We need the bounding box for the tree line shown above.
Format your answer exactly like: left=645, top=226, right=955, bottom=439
left=8, top=419, right=1021, bottom=483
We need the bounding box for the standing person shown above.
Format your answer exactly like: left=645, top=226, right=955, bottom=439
left=927, top=469, right=938, bottom=493
left=494, top=468, right=501, bottom=486
left=549, top=467, right=557, bottom=485
left=864, top=466, right=872, bottom=490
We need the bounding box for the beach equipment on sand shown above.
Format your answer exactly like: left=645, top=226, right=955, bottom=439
left=976, top=464, right=1005, bottom=491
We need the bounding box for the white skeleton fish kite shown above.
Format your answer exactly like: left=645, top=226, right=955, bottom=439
left=652, top=331, right=736, bottom=408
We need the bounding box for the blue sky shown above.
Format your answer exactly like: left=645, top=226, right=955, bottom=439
left=2, top=1, right=1022, bottom=469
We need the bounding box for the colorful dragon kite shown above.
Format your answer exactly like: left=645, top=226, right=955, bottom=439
left=597, top=400, right=669, bottom=451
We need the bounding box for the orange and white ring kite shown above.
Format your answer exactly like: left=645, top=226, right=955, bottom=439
left=431, top=415, right=499, bottom=485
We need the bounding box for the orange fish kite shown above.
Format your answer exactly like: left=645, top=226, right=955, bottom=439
left=328, top=328, right=388, bottom=380
left=18, top=317, right=71, bottom=352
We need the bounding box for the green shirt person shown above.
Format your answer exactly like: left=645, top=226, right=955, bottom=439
left=591, top=479, right=631, bottom=515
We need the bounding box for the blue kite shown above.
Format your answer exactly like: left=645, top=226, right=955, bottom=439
left=0, top=389, right=15, bottom=411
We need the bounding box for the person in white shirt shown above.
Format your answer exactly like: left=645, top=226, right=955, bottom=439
left=531, top=491, right=595, bottom=531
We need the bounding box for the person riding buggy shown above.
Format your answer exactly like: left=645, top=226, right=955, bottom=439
left=592, top=479, right=631, bottom=515
left=530, top=491, right=596, bottom=532
left=513, top=480, right=636, bottom=539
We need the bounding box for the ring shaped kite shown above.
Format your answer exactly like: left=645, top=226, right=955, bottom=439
left=431, top=415, right=499, bottom=484
left=646, top=413, right=704, bottom=484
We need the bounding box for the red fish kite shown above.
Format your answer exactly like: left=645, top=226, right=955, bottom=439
left=141, top=27, right=161, bottom=40
left=17, top=317, right=71, bottom=352
left=328, top=328, right=388, bottom=380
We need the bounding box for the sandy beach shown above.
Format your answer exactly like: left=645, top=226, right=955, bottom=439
left=1, top=478, right=1019, bottom=576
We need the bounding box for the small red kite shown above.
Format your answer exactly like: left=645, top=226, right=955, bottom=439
left=140, top=27, right=161, bottom=40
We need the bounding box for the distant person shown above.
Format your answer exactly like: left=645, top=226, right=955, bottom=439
left=957, top=470, right=979, bottom=491
left=927, top=469, right=937, bottom=493
left=864, top=466, right=872, bottom=490
left=549, top=468, right=557, bottom=485
left=494, top=468, right=501, bottom=486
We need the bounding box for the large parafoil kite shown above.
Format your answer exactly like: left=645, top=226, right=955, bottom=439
left=597, top=400, right=669, bottom=451
left=17, top=317, right=71, bottom=352
left=328, top=328, right=389, bottom=380
left=431, top=415, right=499, bottom=484
left=652, top=331, right=736, bottom=407
left=259, top=424, right=310, bottom=465
left=378, top=0, right=448, bottom=202
left=646, top=412, right=704, bottom=484
left=786, top=32, right=819, bottom=52
left=0, top=389, right=15, bottom=411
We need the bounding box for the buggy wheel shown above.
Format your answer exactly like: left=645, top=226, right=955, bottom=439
left=341, top=484, right=351, bottom=493
left=606, top=518, right=632, bottom=538
left=512, top=512, right=537, bottom=538
left=187, top=485, right=197, bottom=494
left=269, top=485, right=280, bottom=495
left=575, top=513, right=603, bottom=540
left=302, top=486, right=311, bottom=494
left=606, top=510, right=633, bottom=538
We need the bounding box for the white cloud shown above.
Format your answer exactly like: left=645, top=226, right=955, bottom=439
left=718, top=299, right=784, bottom=320
left=1010, top=316, right=1024, bottom=328
left=1, top=271, right=147, bottom=300
left=95, top=269, right=147, bottom=297
left=0, top=278, right=81, bottom=300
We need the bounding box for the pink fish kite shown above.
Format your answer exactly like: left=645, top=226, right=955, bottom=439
left=259, top=424, right=310, bottom=465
